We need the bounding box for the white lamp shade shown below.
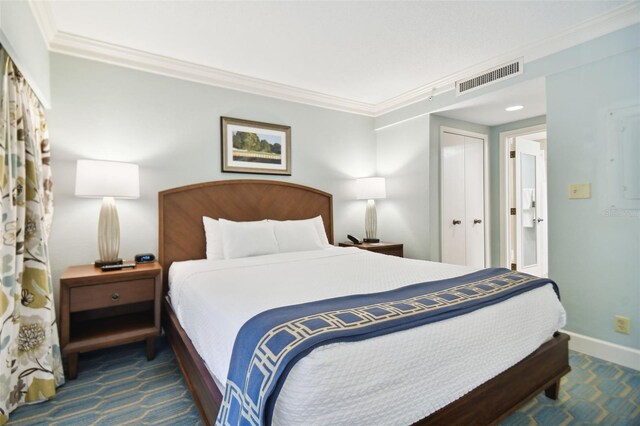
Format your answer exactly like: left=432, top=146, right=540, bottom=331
left=356, top=177, right=386, bottom=200
left=75, top=159, right=140, bottom=199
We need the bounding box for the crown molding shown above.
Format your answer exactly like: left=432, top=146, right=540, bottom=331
left=28, top=1, right=639, bottom=117
left=374, top=1, right=640, bottom=116
left=48, top=31, right=377, bottom=116
left=27, top=0, right=56, bottom=48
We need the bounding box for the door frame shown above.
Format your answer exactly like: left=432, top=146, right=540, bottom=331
left=498, top=123, right=546, bottom=268
left=440, top=126, right=490, bottom=266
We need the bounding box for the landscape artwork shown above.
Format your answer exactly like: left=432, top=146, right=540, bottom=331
left=221, top=117, right=291, bottom=175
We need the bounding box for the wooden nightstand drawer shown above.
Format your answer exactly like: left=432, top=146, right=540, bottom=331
left=374, top=247, right=404, bottom=257
left=70, top=278, right=155, bottom=312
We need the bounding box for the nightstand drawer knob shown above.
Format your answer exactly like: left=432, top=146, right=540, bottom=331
left=111, top=292, right=120, bottom=301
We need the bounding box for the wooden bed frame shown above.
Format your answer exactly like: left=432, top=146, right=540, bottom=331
left=159, top=179, right=570, bottom=426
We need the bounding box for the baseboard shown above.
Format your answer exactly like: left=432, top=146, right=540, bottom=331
left=562, top=330, right=640, bottom=371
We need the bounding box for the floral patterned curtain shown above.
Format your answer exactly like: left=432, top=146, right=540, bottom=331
left=0, top=49, right=63, bottom=425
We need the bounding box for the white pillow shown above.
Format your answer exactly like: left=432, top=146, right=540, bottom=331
left=219, top=219, right=279, bottom=259
left=273, top=219, right=324, bottom=253
left=202, top=216, right=224, bottom=260
left=314, top=216, right=331, bottom=246
left=270, top=216, right=331, bottom=247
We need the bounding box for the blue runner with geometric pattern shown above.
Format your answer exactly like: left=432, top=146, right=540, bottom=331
left=215, top=267, right=560, bottom=426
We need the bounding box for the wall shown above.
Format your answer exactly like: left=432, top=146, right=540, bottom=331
left=375, top=114, right=490, bottom=262
left=546, top=48, right=640, bottom=349
left=0, top=1, right=50, bottom=107
left=47, top=53, right=376, bottom=299
left=376, top=115, right=430, bottom=259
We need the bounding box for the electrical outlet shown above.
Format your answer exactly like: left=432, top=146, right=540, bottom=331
left=614, top=316, right=631, bottom=334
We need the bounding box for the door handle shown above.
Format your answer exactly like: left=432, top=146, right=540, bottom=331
left=537, top=218, right=544, bottom=223
left=473, top=219, right=482, bottom=224
left=452, top=219, right=461, bottom=225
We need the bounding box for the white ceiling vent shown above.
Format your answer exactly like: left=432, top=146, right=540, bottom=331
left=455, top=58, right=523, bottom=96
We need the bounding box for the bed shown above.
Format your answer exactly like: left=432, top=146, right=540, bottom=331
left=159, top=179, right=570, bottom=426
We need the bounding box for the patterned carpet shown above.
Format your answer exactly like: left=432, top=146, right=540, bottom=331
left=7, top=337, right=639, bottom=425
left=503, top=351, right=639, bottom=425
left=8, top=338, right=200, bottom=425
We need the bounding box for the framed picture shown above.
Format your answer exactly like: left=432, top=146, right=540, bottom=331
left=221, top=117, right=291, bottom=175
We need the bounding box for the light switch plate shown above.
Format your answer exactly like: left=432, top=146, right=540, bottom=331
left=569, top=183, right=591, bottom=199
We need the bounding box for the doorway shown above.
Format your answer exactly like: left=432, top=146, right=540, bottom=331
left=499, top=124, right=548, bottom=277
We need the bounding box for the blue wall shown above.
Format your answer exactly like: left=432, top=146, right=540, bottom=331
left=376, top=115, right=431, bottom=260
left=547, top=48, right=640, bottom=349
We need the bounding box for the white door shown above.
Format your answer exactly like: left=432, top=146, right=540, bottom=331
left=514, top=137, right=546, bottom=276
left=441, top=131, right=486, bottom=267
left=442, top=132, right=467, bottom=265
left=464, top=137, right=485, bottom=267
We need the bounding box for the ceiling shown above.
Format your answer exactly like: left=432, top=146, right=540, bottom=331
left=33, top=1, right=634, bottom=115
left=435, top=78, right=546, bottom=126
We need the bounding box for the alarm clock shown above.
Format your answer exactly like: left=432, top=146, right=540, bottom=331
left=134, top=253, right=156, bottom=264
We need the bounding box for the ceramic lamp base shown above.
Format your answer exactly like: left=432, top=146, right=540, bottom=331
left=364, top=199, right=378, bottom=242
left=97, top=196, right=121, bottom=265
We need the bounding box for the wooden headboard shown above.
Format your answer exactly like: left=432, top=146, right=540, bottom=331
left=158, top=179, right=333, bottom=291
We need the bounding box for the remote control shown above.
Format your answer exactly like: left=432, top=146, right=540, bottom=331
left=101, top=263, right=136, bottom=272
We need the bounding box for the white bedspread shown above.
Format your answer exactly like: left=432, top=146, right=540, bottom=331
left=169, top=247, right=566, bottom=425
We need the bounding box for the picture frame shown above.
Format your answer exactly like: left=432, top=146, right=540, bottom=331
left=221, top=117, right=291, bottom=175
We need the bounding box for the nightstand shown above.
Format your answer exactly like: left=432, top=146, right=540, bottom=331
left=339, top=241, right=404, bottom=257
left=60, top=262, right=162, bottom=379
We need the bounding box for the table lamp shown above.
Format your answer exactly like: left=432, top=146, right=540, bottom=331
left=355, top=177, right=386, bottom=243
left=75, top=159, right=140, bottom=266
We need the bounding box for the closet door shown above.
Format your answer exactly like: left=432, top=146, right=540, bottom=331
left=441, top=130, right=486, bottom=267
left=464, top=136, right=485, bottom=268
left=441, top=132, right=466, bottom=265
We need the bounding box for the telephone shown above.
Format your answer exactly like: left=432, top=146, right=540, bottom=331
left=347, top=234, right=362, bottom=245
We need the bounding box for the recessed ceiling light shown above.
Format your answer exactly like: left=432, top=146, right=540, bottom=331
left=505, top=105, right=524, bottom=112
